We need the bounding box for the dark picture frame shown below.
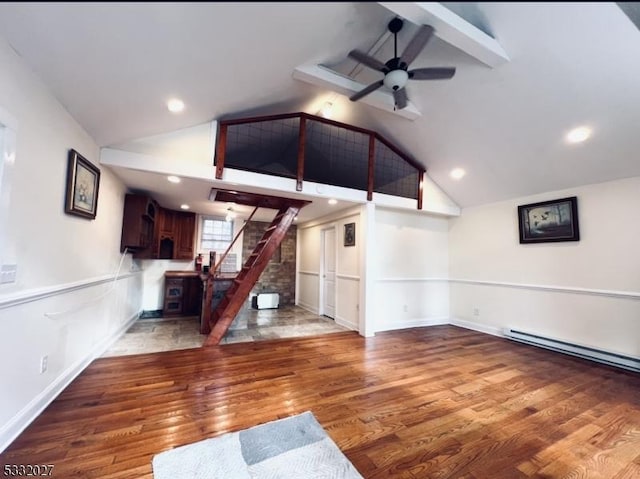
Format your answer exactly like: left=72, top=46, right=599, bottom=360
left=518, top=196, right=579, bottom=244
left=344, top=222, right=356, bottom=247
left=65, top=149, right=100, bottom=219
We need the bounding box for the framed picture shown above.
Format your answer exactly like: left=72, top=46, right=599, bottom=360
left=344, top=222, right=356, bottom=247
left=518, top=196, right=579, bottom=244
left=65, top=149, right=100, bottom=219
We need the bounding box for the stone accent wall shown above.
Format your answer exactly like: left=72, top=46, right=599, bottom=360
left=242, top=221, right=297, bottom=306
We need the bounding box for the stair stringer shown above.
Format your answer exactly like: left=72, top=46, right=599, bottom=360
left=204, top=203, right=303, bottom=346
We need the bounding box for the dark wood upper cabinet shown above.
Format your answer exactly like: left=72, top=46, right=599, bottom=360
left=157, top=208, right=176, bottom=259
left=159, top=208, right=176, bottom=238
left=120, top=194, right=158, bottom=253
left=122, top=194, right=196, bottom=261
left=175, top=211, right=196, bottom=260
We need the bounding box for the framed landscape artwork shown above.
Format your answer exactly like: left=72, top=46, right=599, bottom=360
left=518, top=196, right=579, bottom=244
left=65, top=149, right=101, bottom=219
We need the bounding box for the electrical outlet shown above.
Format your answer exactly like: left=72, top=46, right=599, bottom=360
left=473, top=308, right=480, bottom=317
left=0, top=264, right=17, bottom=284
left=40, top=355, right=48, bottom=374
left=403, top=304, right=408, bottom=313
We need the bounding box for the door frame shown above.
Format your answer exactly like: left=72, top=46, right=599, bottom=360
left=319, top=226, right=337, bottom=318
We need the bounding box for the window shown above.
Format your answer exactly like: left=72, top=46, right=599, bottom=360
left=0, top=109, right=17, bottom=266
left=200, top=217, right=233, bottom=252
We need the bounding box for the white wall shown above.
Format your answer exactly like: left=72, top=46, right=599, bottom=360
left=0, top=36, right=142, bottom=452
left=449, top=177, right=640, bottom=358
left=297, top=206, right=361, bottom=331
left=373, top=207, right=450, bottom=332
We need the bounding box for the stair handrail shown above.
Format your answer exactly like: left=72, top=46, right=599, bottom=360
left=212, top=206, right=259, bottom=276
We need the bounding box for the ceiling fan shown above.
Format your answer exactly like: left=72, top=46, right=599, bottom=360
left=348, top=18, right=456, bottom=109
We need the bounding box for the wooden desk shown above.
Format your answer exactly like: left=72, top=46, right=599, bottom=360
left=163, top=271, right=203, bottom=317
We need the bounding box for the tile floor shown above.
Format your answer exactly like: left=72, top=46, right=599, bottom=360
left=102, top=305, right=350, bottom=357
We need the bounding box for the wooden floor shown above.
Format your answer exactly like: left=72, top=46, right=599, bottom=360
left=2, top=326, right=640, bottom=478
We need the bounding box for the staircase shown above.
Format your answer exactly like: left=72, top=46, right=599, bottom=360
left=204, top=202, right=304, bottom=346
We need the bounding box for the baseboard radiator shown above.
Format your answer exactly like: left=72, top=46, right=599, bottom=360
left=504, top=329, right=640, bottom=373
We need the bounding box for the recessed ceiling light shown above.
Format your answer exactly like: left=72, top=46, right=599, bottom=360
left=180, top=204, right=190, bottom=210
left=167, top=98, right=185, bottom=113
left=566, top=126, right=591, bottom=144
left=450, top=168, right=466, bottom=180
left=167, top=175, right=181, bottom=183
left=328, top=198, right=338, bottom=205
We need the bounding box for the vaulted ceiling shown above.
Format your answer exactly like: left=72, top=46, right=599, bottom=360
left=0, top=2, right=639, bottom=210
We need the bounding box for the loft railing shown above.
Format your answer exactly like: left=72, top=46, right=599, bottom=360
left=214, top=112, right=425, bottom=210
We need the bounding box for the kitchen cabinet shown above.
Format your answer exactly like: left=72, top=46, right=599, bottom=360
left=120, top=194, right=158, bottom=253
left=121, top=195, right=196, bottom=260
left=175, top=211, right=196, bottom=260
left=157, top=209, right=195, bottom=260
left=157, top=208, right=176, bottom=259
left=163, top=272, right=203, bottom=317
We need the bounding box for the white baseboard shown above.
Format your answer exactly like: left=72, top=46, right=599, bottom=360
left=0, top=311, right=140, bottom=453
left=376, top=316, right=449, bottom=333
left=297, top=301, right=319, bottom=315
left=335, top=315, right=358, bottom=331
left=448, top=317, right=505, bottom=338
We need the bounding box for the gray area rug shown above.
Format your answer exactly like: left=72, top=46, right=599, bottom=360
left=152, top=411, right=364, bottom=478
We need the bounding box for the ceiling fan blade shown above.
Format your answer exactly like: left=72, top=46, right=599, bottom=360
left=350, top=79, right=384, bottom=101
left=408, top=67, right=456, bottom=80
left=393, top=87, right=408, bottom=109
left=399, top=25, right=435, bottom=69
left=348, top=50, right=388, bottom=73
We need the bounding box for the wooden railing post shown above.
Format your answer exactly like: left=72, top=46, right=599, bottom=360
left=367, top=135, right=375, bottom=201
left=215, top=123, right=228, bottom=180
left=296, top=116, right=306, bottom=191
left=417, top=170, right=424, bottom=210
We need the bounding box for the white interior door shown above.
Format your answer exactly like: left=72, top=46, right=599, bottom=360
left=322, top=228, right=336, bottom=319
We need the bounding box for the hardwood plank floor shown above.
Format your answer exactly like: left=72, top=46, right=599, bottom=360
left=2, top=326, right=640, bottom=478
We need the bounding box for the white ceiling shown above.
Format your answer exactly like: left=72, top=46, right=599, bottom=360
left=0, top=2, right=639, bottom=211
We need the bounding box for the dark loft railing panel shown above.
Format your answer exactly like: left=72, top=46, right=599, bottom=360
left=215, top=112, right=425, bottom=209
left=373, top=138, right=419, bottom=200
left=224, top=117, right=300, bottom=179
left=303, top=119, right=369, bottom=191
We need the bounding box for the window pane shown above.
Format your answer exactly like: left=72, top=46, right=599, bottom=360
left=201, top=218, right=233, bottom=252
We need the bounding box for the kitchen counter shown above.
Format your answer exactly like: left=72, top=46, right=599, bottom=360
left=165, top=270, right=238, bottom=281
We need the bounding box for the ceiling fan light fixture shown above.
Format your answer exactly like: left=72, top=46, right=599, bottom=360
left=383, top=69, right=409, bottom=91
left=347, top=22, right=453, bottom=109
left=225, top=207, right=236, bottom=222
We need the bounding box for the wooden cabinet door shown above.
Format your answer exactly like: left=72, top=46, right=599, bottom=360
left=159, top=208, right=176, bottom=238
left=183, top=277, right=203, bottom=316
left=121, top=194, right=153, bottom=251
left=156, top=208, right=176, bottom=259
left=125, top=195, right=161, bottom=258
left=163, top=277, right=184, bottom=316
left=175, top=212, right=196, bottom=260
